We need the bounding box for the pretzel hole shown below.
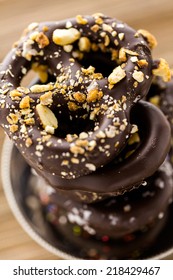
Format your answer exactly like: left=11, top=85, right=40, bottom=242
left=20, top=69, right=38, bottom=87
left=79, top=51, right=115, bottom=77
left=20, top=69, right=56, bottom=88
left=53, top=108, right=95, bottom=138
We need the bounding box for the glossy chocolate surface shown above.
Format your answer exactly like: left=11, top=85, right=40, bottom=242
left=0, top=14, right=153, bottom=180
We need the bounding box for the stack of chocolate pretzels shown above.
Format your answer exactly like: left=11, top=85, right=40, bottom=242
left=0, top=13, right=173, bottom=259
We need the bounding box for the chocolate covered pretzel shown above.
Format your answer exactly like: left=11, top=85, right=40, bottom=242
left=36, top=100, right=171, bottom=202
left=1, top=14, right=172, bottom=259
left=0, top=14, right=168, bottom=182
left=34, top=158, right=173, bottom=259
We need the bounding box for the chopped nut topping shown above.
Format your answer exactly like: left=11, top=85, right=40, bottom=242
left=132, top=70, right=144, bottom=83
left=53, top=28, right=80, bottom=46
left=10, top=124, right=18, bottom=133
left=111, top=49, right=119, bottom=60
left=137, top=59, right=148, bottom=68
left=24, top=118, right=35, bottom=125
left=152, top=58, right=171, bottom=82
left=85, top=163, right=96, bottom=171
left=119, top=48, right=127, bottom=62
left=73, top=92, right=86, bottom=103
left=118, top=33, right=125, bottom=40
left=82, top=66, right=95, bottom=75
left=95, top=17, right=103, bottom=25
left=66, top=21, right=72, bottom=28
left=68, top=101, right=79, bottom=111
left=96, top=130, right=106, bottom=138
left=87, top=140, right=97, bottom=151
left=63, top=45, right=73, bottom=52
left=102, top=23, right=113, bottom=33
left=30, top=84, right=53, bottom=93
left=71, top=158, right=79, bottom=164
left=40, top=91, right=53, bottom=105
left=75, top=139, right=89, bottom=147
left=36, top=103, right=58, bottom=133
left=42, top=25, right=49, bottom=32
left=78, top=37, right=91, bottom=52
left=90, top=107, right=100, bottom=120
left=124, top=49, right=139, bottom=56
left=70, top=145, right=85, bottom=154
left=137, top=29, right=157, bottom=49
left=6, top=113, right=19, bottom=124
left=25, top=137, right=33, bottom=147
left=10, top=89, right=23, bottom=100
left=19, top=96, right=30, bottom=109
left=87, top=88, right=103, bottom=103
left=104, top=35, right=110, bottom=46
left=79, top=132, right=88, bottom=139
left=76, top=15, right=88, bottom=25
left=45, top=125, right=55, bottom=134
left=108, top=66, right=126, bottom=86
left=131, top=124, right=138, bottom=134
left=66, top=134, right=78, bottom=142
left=35, top=32, right=50, bottom=48
left=91, top=24, right=100, bottom=33
left=61, top=160, right=69, bottom=166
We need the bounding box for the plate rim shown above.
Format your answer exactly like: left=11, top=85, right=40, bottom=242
left=1, top=136, right=79, bottom=260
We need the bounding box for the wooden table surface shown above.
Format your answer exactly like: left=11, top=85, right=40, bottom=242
left=1, top=0, right=173, bottom=260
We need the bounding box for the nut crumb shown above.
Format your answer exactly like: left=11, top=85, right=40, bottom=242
left=70, top=145, right=85, bottom=154
left=30, top=84, right=53, bottom=93
left=76, top=15, right=88, bottom=25
left=53, top=28, right=80, bottom=46
left=36, top=103, right=58, bottom=132
left=132, top=70, right=144, bottom=83
left=87, top=89, right=103, bottom=103
left=152, top=58, right=171, bottom=82
left=78, top=37, right=91, bottom=52
left=25, top=137, right=33, bottom=147
left=19, top=96, right=30, bottom=109
left=73, top=92, right=86, bottom=103
left=137, top=29, right=157, bottom=49
left=35, top=32, right=50, bottom=48
left=40, top=91, right=53, bottom=105
left=10, top=124, right=18, bottom=133
left=108, top=66, right=126, bottom=86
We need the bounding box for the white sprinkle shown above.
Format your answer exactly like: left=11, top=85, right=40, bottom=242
left=129, top=217, right=136, bottom=223
left=59, top=215, right=67, bottom=224
left=124, top=204, right=131, bottom=212
left=109, top=214, right=119, bottom=225
left=158, top=212, right=164, bottom=219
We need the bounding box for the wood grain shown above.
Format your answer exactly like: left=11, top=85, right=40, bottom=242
left=0, top=0, right=173, bottom=260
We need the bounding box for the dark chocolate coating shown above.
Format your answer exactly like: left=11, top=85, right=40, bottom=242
left=36, top=100, right=171, bottom=200
left=53, top=210, right=168, bottom=260
left=147, top=77, right=173, bottom=165
left=36, top=160, right=173, bottom=239
left=0, top=14, right=153, bottom=180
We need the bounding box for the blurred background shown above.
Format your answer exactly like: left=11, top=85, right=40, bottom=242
left=0, top=0, right=173, bottom=259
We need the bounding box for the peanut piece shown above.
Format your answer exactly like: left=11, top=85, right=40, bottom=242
left=108, top=66, right=126, bottom=85
left=36, top=104, right=58, bottom=134
left=53, top=28, right=80, bottom=46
